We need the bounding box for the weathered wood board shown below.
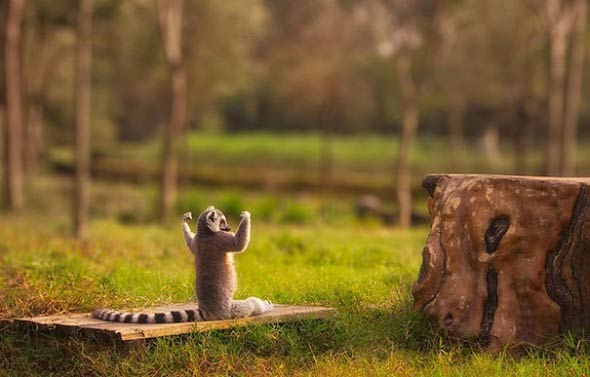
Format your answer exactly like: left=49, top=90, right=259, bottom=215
left=10, top=304, right=337, bottom=341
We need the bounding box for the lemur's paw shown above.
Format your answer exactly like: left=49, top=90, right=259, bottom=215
left=182, top=212, right=193, bottom=222
left=240, top=211, right=251, bottom=219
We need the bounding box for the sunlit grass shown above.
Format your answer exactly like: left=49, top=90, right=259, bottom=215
left=3, top=172, right=590, bottom=375
left=176, top=131, right=589, bottom=176
left=51, top=132, right=590, bottom=200
left=3, top=206, right=590, bottom=375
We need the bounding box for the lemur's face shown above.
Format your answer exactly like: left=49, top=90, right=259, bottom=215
left=202, top=206, right=231, bottom=233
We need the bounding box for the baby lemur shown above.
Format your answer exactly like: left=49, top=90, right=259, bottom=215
left=92, top=206, right=273, bottom=323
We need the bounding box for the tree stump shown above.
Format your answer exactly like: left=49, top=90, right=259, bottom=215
left=412, top=174, right=590, bottom=349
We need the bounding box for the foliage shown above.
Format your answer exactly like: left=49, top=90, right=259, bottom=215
left=16, top=0, right=588, bottom=140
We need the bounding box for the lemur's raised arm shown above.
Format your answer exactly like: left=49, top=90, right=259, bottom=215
left=219, top=211, right=251, bottom=253
left=182, top=212, right=195, bottom=251
left=93, top=206, right=272, bottom=324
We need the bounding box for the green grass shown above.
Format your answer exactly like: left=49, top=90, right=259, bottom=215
left=3, top=169, right=590, bottom=376
left=3, top=208, right=590, bottom=375
left=97, top=131, right=532, bottom=174
left=50, top=131, right=590, bottom=199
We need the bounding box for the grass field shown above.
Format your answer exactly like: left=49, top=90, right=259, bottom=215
left=2, top=177, right=590, bottom=376
left=50, top=131, right=590, bottom=198
left=100, top=131, right=578, bottom=175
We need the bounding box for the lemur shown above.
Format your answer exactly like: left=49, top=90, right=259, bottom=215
left=92, top=206, right=273, bottom=323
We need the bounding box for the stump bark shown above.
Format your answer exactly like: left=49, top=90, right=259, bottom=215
left=412, top=174, right=590, bottom=348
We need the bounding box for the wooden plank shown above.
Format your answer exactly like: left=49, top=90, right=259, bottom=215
left=9, top=304, right=337, bottom=341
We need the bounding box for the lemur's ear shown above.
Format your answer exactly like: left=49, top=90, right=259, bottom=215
left=205, top=208, right=220, bottom=232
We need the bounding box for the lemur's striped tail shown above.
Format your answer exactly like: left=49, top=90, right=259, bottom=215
left=92, top=307, right=206, bottom=323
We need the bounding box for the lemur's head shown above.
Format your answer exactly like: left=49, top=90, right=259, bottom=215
left=198, top=206, right=231, bottom=233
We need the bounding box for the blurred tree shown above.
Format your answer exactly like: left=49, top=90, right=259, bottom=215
left=30, top=2, right=76, bottom=148
left=561, top=0, right=587, bottom=176
left=435, top=0, right=546, bottom=174
left=253, top=0, right=375, bottom=134
left=367, top=0, right=436, bottom=228
left=545, top=0, right=577, bottom=176
left=311, top=1, right=357, bottom=199
left=22, top=5, right=45, bottom=174
left=156, top=0, right=186, bottom=220
left=262, top=0, right=374, bottom=198
left=3, top=0, right=589, bottom=203
left=184, top=0, right=267, bottom=130
left=0, top=3, right=6, bottom=181
left=472, top=0, right=545, bottom=175
left=74, top=0, right=92, bottom=238
left=22, top=1, right=67, bottom=173
left=434, top=5, right=467, bottom=166
left=394, top=53, right=419, bottom=228
left=4, top=0, right=26, bottom=211
left=515, top=88, right=539, bottom=175
left=111, top=0, right=265, bottom=141
left=112, top=1, right=168, bottom=141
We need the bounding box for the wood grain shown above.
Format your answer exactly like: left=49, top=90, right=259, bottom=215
left=9, top=304, right=337, bottom=341
left=413, top=174, right=590, bottom=349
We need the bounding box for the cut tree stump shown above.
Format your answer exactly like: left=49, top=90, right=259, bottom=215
left=413, top=174, right=590, bottom=349
left=9, top=303, right=337, bottom=342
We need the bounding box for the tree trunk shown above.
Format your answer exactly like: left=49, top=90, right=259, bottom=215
left=4, top=0, right=26, bottom=211
left=319, top=89, right=335, bottom=204
left=561, top=0, right=587, bottom=177
left=74, top=0, right=92, bottom=238
left=0, top=4, right=6, bottom=195
left=481, top=126, right=502, bottom=169
left=546, top=0, right=575, bottom=176
left=24, top=7, right=50, bottom=174
left=159, top=65, right=187, bottom=220
left=157, top=0, right=186, bottom=221
left=395, top=55, right=419, bottom=228
left=415, top=174, right=590, bottom=350
left=25, top=96, right=43, bottom=173
left=514, top=98, right=536, bottom=175
left=546, top=29, right=567, bottom=176
left=0, top=106, right=4, bottom=182
left=448, top=101, right=466, bottom=168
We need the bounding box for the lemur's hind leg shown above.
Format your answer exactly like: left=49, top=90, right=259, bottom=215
left=230, top=297, right=273, bottom=318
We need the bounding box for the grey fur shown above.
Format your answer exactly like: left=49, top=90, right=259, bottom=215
left=186, top=206, right=272, bottom=320
left=92, top=206, right=272, bottom=323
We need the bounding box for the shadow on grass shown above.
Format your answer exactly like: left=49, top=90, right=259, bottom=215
left=0, top=322, right=126, bottom=376
left=0, top=317, right=349, bottom=376
left=354, top=294, right=590, bottom=362
left=7, top=284, right=590, bottom=376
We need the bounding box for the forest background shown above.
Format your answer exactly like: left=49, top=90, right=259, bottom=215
left=1, top=0, right=590, bottom=375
